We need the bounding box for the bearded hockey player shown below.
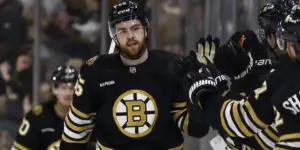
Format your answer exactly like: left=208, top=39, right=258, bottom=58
left=179, top=3, right=300, bottom=150
left=11, top=66, right=78, bottom=150
left=59, top=1, right=209, bottom=150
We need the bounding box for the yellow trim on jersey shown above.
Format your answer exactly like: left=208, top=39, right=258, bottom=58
left=244, top=100, right=268, bottom=129
left=273, top=147, right=289, bottom=150
left=172, top=102, right=187, bottom=109
left=47, top=140, right=61, bottom=150
left=172, top=108, right=186, bottom=121
left=168, top=143, right=184, bottom=150
left=183, top=114, right=189, bottom=133
left=62, top=134, right=90, bottom=144
left=97, top=141, right=113, bottom=150
left=264, top=127, right=279, bottom=142
left=254, top=135, right=269, bottom=150
left=245, top=145, right=252, bottom=150
left=226, top=142, right=238, bottom=150
left=71, top=104, right=96, bottom=119
left=280, top=133, right=300, bottom=141
left=220, top=100, right=235, bottom=137
left=232, top=102, right=253, bottom=137
left=13, top=141, right=30, bottom=150
left=65, top=116, right=95, bottom=132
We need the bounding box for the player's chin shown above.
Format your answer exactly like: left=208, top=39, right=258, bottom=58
left=61, top=99, right=73, bottom=107
left=127, top=47, right=141, bottom=56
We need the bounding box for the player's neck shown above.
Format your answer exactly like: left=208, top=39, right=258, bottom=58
left=120, top=49, right=148, bottom=66
left=54, top=103, right=69, bottom=119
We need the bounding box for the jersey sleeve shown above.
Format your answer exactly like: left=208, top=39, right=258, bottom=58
left=171, top=77, right=209, bottom=138
left=12, top=112, right=38, bottom=150
left=60, top=64, right=97, bottom=150
left=202, top=79, right=275, bottom=139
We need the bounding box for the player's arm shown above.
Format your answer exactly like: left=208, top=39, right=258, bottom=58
left=178, top=51, right=274, bottom=139
left=11, top=111, right=38, bottom=150
left=190, top=71, right=275, bottom=139
left=60, top=64, right=97, bottom=150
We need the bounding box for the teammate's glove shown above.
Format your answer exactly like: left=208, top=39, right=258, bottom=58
left=196, top=35, right=229, bottom=94
left=214, top=40, right=254, bottom=80
left=176, top=51, right=203, bottom=77
left=229, top=30, right=271, bottom=69
left=186, top=66, right=218, bottom=109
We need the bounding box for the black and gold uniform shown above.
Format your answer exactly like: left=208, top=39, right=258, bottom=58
left=185, top=7, right=300, bottom=149
left=60, top=50, right=209, bottom=150
left=11, top=65, right=80, bottom=150
left=12, top=100, right=63, bottom=150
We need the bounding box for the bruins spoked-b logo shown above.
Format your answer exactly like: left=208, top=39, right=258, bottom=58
left=113, top=90, right=158, bottom=138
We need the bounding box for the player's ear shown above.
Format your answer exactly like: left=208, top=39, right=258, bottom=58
left=52, top=87, right=58, bottom=95
left=144, top=29, right=148, bottom=37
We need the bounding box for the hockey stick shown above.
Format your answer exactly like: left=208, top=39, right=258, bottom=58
left=108, top=40, right=116, bottom=54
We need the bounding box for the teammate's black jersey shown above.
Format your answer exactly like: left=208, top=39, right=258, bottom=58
left=208, top=41, right=278, bottom=150
left=12, top=100, right=64, bottom=150
left=60, top=50, right=209, bottom=150
left=267, top=56, right=300, bottom=149
left=200, top=55, right=300, bottom=150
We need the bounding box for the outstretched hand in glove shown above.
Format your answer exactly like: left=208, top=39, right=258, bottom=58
left=196, top=35, right=229, bottom=95
left=214, top=39, right=254, bottom=80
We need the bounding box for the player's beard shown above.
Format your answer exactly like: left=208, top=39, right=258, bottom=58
left=119, top=38, right=146, bottom=60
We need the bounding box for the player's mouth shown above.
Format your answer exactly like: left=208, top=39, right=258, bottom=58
left=64, top=97, right=72, bottom=101
left=127, top=41, right=138, bottom=47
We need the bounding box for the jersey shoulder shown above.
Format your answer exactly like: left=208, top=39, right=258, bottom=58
left=149, top=49, right=180, bottom=74
left=25, top=100, right=56, bottom=123
left=81, top=54, right=118, bottom=76
left=149, top=49, right=180, bottom=63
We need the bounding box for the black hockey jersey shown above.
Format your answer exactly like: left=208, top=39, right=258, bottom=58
left=208, top=42, right=279, bottom=150
left=267, top=56, right=300, bottom=149
left=200, top=55, right=300, bottom=150
left=60, top=50, right=209, bottom=150
left=12, top=100, right=63, bottom=150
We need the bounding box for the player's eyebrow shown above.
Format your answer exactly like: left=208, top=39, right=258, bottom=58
left=131, top=24, right=142, bottom=28
left=116, top=27, right=127, bottom=31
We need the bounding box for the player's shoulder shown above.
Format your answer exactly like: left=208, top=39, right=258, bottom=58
left=80, top=54, right=118, bottom=73
left=25, top=100, right=56, bottom=122
left=149, top=49, right=180, bottom=68
left=149, top=49, right=182, bottom=77
left=149, top=49, right=180, bottom=61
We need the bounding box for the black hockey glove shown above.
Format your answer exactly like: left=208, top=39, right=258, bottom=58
left=229, top=30, right=272, bottom=69
left=196, top=35, right=229, bottom=95
left=186, top=66, right=218, bottom=109
left=214, top=40, right=254, bottom=80
left=176, top=50, right=203, bottom=77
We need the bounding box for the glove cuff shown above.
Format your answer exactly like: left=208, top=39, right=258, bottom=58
left=214, top=75, right=229, bottom=95
left=233, top=52, right=254, bottom=80
left=189, top=79, right=218, bottom=108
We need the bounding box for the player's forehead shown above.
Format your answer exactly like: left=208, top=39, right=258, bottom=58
left=115, top=20, right=142, bottom=30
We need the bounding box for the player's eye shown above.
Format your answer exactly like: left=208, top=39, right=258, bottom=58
left=132, top=26, right=142, bottom=31
left=117, top=29, right=127, bottom=35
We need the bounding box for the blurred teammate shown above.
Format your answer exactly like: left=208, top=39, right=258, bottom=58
left=180, top=3, right=300, bottom=150
left=11, top=66, right=78, bottom=150
left=60, top=1, right=209, bottom=150
left=206, top=1, right=294, bottom=149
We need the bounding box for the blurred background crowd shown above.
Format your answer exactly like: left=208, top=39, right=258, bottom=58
left=0, top=0, right=270, bottom=149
